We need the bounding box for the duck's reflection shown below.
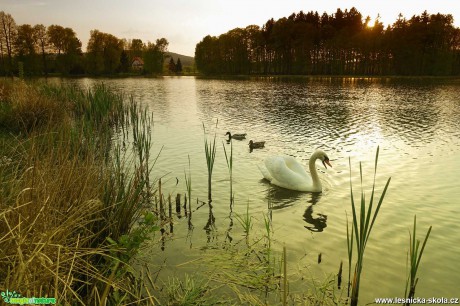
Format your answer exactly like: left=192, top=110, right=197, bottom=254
left=303, top=193, right=327, bottom=232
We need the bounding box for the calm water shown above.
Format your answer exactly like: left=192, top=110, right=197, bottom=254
left=61, top=76, right=460, bottom=302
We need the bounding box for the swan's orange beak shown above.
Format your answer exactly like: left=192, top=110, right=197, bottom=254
left=322, top=159, right=332, bottom=169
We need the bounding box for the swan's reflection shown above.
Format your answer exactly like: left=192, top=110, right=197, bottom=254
left=264, top=181, right=306, bottom=209
left=303, top=193, right=327, bottom=232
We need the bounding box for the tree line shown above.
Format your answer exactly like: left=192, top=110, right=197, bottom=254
left=195, top=8, right=460, bottom=76
left=0, top=11, right=169, bottom=76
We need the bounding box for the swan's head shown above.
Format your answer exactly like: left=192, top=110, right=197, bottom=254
left=225, top=132, right=231, bottom=136
left=315, top=150, right=332, bottom=169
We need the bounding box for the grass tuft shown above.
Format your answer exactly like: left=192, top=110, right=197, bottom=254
left=0, top=79, right=159, bottom=304
left=405, top=215, right=432, bottom=305
left=346, top=146, right=391, bottom=306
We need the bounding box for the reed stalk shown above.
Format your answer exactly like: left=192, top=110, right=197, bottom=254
left=283, top=245, right=287, bottom=306
left=184, top=155, right=192, bottom=209
left=405, top=215, right=432, bottom=305
left=346, top=146, right=391, bottom=306
left=234, top=201, right=253, bottom=243
left=203, top=123, right=217, bottom=201
left=222, top=140, right=234, bottom=205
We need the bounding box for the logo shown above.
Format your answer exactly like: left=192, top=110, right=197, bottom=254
left=1, top=290, right=56, bottom=305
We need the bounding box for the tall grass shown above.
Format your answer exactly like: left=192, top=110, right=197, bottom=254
left=234, top=201, right=253, bottom=241
left=405, top=215, right=432, bottom=305
left=346, top=146, right=391, bottom=306
left=185, top=155, right=192, bottom=208
left=203, top=123, right=217, bottom=201
left=222, top=139, right=234, bottom=205
left=0, top=80, right=158, bottom=304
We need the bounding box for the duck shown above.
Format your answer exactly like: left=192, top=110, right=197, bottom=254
left=249, top=140, right=265, bottom=150
left=258, top=149, right=332, bottom=192
left=226, top=131, right=247, bottom=140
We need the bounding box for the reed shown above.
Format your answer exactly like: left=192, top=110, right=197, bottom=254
left=184, top=155, right=192, bottom=209
left=222, top=139, right=234, bottom=205
left=0, top=80, right=159, bottom=304
left=234, top=201, right=253, bottom=240
left=203, top=123, right=217, bottom=201
left=283, top=245, right=288, bottom=306
left=346, top=146, right=391, bottom=306
left=405, top=215, right=432, bottom=305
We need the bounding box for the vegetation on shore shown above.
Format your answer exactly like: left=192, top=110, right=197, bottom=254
left=0, top=79, right=159, bottom=304
left=0, top=11, right=196, bottom=77
left=196, top=8, right=460, bottom=76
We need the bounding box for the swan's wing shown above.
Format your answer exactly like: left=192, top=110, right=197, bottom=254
left=258, top=164, right=273, bottom=181
left=264, top=156, right=312, bottom=190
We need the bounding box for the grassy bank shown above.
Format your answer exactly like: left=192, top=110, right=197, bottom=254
left=0, top=79, right=158, bottom=304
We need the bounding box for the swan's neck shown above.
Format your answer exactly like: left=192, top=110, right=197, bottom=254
left=308, top=154, right=322, bottom=192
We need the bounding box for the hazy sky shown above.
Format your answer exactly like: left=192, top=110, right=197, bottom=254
left=2, top=0, right=459, bottom=56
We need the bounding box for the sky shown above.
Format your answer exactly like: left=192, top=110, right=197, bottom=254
left=2, top=0, right=460, bottom=56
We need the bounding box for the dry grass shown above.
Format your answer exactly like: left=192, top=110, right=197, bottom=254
left=0, top=81, right=69, bottom=134
left=0, top=79, right=157, bottom=305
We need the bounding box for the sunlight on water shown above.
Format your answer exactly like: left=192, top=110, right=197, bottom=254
left=57, top=76, right=460, bottom=302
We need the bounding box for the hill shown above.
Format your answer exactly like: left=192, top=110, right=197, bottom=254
left=165, top=52, right=194, bottom=67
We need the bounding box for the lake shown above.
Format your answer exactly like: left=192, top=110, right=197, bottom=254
left=57, top=76, right=460, bottom=302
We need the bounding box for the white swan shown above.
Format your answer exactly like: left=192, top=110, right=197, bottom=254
left=258, top=150, right=332, bottom=192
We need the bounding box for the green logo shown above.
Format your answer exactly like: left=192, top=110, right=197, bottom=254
left=1, top=290, right=21, bottom=303
left=1, top=290, right=56, bottom=305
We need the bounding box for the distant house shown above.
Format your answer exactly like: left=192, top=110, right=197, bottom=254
left=132, top=57, right=144, bottom=70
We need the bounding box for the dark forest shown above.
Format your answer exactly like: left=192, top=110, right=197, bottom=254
left=195, top=8, right=460, bottom=76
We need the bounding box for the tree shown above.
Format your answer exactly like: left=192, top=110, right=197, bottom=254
left=33, top=24, right=48, bottom=75
left=86, top=29, right=123, bottom=74
left=119, top=50, right=130, bottom=72
left=130, top=38, right=144, bottom=57
left=175, top=58, right=182, bottom=73
left=47, top=25, right=82, bottom=74
left=168, top=57, right=175, bottom=72
left=0, top=11, right=17, bottom=74
left=142, top=38, right=168, bottom=74
left=15, top=24, right=37, bottom=74
left=47, top=25, right=66, bottom=55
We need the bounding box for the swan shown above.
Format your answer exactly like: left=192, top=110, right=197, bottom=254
left=226, top=132, right=246, bottom=140
left=249, top=140, right=265, bottom=149
left=258, top=149, right=332, bottom=192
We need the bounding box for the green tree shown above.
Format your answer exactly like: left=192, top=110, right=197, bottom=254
left=86, top=29, right=123, bottom=74
left=130, top=38, right=144, bottom=57
left=175, top=58, right=182, bottom=73
left=33, top=24, right=49, bottom=75
left=14, top=24, right=37, bottom=74
left=47, top=25, right=82, bottom=74
left=119, top=50, right=130, bottom=72
left=168, top=57, right=175, bottom=72
left=142, top=38, right=168, bottom=74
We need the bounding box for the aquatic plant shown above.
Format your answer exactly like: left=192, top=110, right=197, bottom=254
left=0, top=80, right=159, bottom=305
left=203, top=122, right=217, bottom=201
left=405, top=215, right=432, bottom=305
left=184, top=154, right=192, bottom=207
left=234, top=201, right=253, bottom=241
left=222, top=139, right=234, bottom=205
left=346, top=146, right=391, bottom=306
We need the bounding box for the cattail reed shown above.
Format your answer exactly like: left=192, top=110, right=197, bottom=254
left=405, top=215, right=432, bottom=305
left=347, top=146, right=391, bottom=306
